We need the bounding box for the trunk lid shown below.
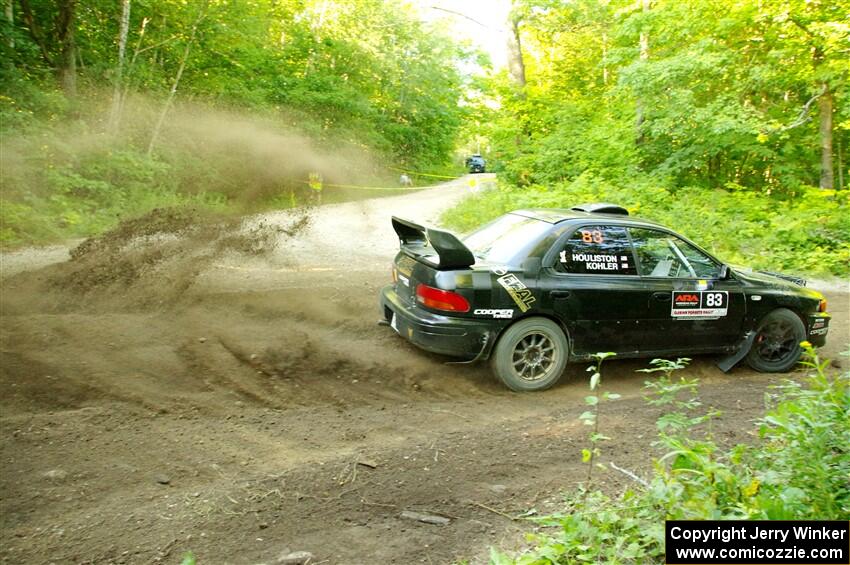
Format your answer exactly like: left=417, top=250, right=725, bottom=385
left=390, top=217, right=480, bottom=315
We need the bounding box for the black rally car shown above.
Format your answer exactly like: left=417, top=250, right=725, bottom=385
left=379, top=204, right=831, bottom=391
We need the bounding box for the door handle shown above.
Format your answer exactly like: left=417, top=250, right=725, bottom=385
left=550, top=290, right=571, bottom=299
left=652, top=292, right=671, bottom=302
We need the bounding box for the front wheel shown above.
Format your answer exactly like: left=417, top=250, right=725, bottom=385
left=490, top=317, right=569, bottom=391
left=745, top=308, right=806, bottom=372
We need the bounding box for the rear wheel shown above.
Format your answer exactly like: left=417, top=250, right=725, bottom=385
left=490, top=318, right=569, bottom=391
left=745, top=308, right=806, bottom=372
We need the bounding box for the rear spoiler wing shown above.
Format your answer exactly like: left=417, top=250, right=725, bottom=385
left=391, top=216, right=475, bottom=269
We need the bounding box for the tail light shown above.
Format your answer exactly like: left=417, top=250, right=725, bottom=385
left=818, top=298, right=827, bottom=312
left=416, top=284, right=470, bottom=312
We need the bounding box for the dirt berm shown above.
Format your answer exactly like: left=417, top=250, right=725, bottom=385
left=1, top=176, right=848, bottom=564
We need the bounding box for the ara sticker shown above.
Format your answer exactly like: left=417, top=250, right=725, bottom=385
left=671, top=291, right=728, bottom=319
left=474, top=308, right=514, bottom=319
left=497, top=274, right=536, bottom=312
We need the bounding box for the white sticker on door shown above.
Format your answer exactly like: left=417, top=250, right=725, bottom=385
left=671, top=291, right=728, bottom=319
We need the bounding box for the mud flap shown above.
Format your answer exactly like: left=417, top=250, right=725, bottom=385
left=716, top=331, right=755, bottom=373
left=445, top=331, right=492, bottom=365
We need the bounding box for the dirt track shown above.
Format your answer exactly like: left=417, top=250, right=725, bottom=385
left=1, top=177, right=848, bottom=564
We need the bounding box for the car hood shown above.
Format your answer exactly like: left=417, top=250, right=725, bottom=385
left=731, top=266, right=823, bottom=298
left=731, top=266, right=798, bottom=287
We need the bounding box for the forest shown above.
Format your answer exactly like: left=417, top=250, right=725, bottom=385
left=1, top=0, right=848, bottom=276
left=1, top=0, right=475, bottom=243
left=443, top=0, right=849, bottom=277
left=2, top=0, right=847, bottom=275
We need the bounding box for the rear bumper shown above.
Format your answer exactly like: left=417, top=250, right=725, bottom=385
left=807, top=312, right=830, bottom=347
left=379, top=285, right=494, bottom=359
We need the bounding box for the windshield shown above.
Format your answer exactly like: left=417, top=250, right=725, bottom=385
left=464, top=214, right=552, bottom=264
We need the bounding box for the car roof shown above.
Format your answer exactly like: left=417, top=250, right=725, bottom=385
left=510, top=208, right=667, bottom=229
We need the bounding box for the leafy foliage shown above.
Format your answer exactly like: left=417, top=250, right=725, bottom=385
left=1, top=0, right=477, bottom=245
left=484, top=0, right=848, bottom=191
left=580, top=352, right=618, bottom=486
left=450, top=0, right=849, bottom=277
left=2, top=0, right=473, bottom=168
left=490, top=346, right=850, bottom=564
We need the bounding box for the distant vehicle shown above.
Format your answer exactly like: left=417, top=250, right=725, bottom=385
left=465, top=154, right=486, bottom=174
left=379, top=204, right=830, bottom=391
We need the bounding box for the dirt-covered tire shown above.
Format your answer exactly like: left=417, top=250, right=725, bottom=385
left=745, top=308, right=806, bottom=373
left=490, top=317, right=569, bottom=391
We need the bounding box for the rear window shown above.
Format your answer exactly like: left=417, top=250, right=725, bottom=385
left=463, top=214, right=552, bottom=264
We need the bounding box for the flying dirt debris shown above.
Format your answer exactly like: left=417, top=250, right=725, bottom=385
left=35, top=207, right=313, bottom=306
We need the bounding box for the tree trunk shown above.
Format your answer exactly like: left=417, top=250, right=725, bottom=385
left=56, top=0, right=77, bottom=98
left=506, top=15, right=526, bottom=89
left=818, top=84, right=833, bottom=189
left=635, top=0, right=651, bottom=145
left=147, top=1, right=207, bottom=157
left=303, top=0, right=328, bottom=78
left=108, top=0, right=132, bottom=131
left=19, top=0, right=52, bottom=66
left=602, top=32, right=608, bottom=86
left=5, top=0, right=13, bottom=48
left=635, top=0, right=650, bottom=144
left=117, top=16, right=149, bottom=125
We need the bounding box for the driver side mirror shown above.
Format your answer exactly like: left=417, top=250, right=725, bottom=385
left=719, top=264, right=729, bottom=280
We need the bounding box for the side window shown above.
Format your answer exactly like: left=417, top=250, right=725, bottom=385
left=629, top=228, right=721, bottom=279
left=555, top=225, right=637, bottom=275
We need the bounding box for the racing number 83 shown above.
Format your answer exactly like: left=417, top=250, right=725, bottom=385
left=705, top=292, right=724, bottom=307
left=581, top=230, right=604, bottom=244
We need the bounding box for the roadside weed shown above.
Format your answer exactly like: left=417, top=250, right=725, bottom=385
left=490, top=348, right=849, bottom=563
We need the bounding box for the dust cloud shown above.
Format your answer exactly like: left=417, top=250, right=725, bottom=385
left=1, top=95, right=396, bottom=306
left=0, top=93, right=393, bottom=208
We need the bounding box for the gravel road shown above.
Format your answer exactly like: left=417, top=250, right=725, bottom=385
left=1, top=176, right=847, bottom=564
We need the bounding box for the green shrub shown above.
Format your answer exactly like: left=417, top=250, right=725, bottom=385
left=0, top=136, right=231, bottom=246
left=491, top=346, right=849, bottom=564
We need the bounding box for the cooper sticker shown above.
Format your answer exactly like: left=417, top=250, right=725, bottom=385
left=809, top=318, right=828, bottom=335
left=497, top=274, right=536, bottom=312
left=491, top=265, right=509, bottom=276
left=398, top=273, right=410, bottom=287
left=474, top=308, right=514, bottom=319
left=671, top=291, right=728, bottom=319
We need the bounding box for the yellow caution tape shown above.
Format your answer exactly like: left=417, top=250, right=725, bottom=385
left=388, top=166, right=461, bottom=180
left=296, top=179, right=431, bottom=191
